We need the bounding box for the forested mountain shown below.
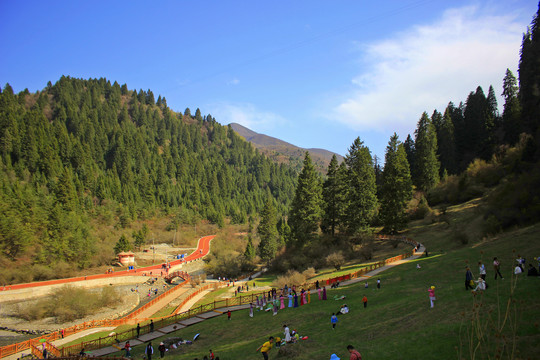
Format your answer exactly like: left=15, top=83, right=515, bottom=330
left=0, top=77, right=297, bottom=268
left=229, top=122, right=343, bottom=174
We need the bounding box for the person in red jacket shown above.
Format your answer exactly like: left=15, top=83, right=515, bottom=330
left=347, top=345, right=362, bottom=360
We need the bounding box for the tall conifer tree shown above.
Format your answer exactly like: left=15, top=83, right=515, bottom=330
left=257, top=196, right=278, bottom=262
left=289, top=152, right=322, bottom=246
left=344, top=137, right=378, bottom=234
left=414, top=112, right=440, bottom=192
left=380, top=134, right=412, bottom=233
left=321, top=155, right=346, bottom=236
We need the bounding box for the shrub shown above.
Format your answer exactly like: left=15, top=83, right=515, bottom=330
left=482, top=214, right=502, bottom=236
left=452, top=228, right=469, bottom=245
left=302, top=267, right=316, bottom=279
left=31, top=264, right=55, bottom=281
left=273, top=270, right=306, bottom=289
left=326, top=252, right=345, bottom=271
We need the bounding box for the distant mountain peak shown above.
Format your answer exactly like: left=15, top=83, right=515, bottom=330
left=228, top=123, right=343, bottom=173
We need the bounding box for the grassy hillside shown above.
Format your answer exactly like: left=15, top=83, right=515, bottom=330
left=110, top=199, right=540, bottom=359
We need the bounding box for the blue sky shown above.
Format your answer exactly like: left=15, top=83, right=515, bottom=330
left=1, top=0, right=537, bottom=160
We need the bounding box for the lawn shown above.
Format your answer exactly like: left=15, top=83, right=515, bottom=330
left=106, top=200, right=540, bottom=359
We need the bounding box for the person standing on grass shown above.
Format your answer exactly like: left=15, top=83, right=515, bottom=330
left=428, top=286, right=436, bottom=308
left=478, top=261, right=487, bottom=280
left=158, top=342, right=165, bottom=358
left=377, top=279, right=381, bottom=289
left=347, top=345, right=362, bottom=360
left=465, top=267, right=474, bottom=290
left=362, top=295, right=368, bottom=308
left=256, top=336, right=274, bottom=360
left=209, top=349, right=215, bottom=359
left=145, top=342, right=154, bottom=360
left=227, top=309, right=231, bottom=320
left=322, top=286, right=327, bottom=300
left=249, top=303, right=254, bottom=318
left=493, top=257, right=504, bottom=280
left=331, top=313, right=338, bottom=330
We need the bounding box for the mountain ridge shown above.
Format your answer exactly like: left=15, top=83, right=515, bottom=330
left=228, top=122, right=343, bottom=173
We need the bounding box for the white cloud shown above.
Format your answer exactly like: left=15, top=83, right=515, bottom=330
left=207, top=102, right=287, bottom=131
left=227, top=78, right=240, bottom=85
left=333, top=5, right=526, bottom=133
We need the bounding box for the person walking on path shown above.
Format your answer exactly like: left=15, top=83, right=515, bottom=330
left=331, top=313, right=338, bottom=330
left=158, top=342, right=165, bottom=358
left=284, top=325, right=291, bottom=343
left=256, top=336, right=274, bottom=360
left=145, top=342, right=154, bottom=360
left=124, top=341, right=131, bottom=357
left=493, top=257, right=504, bottom=280
left=136, top=323, right=140, bottom=337
left=362, top=295, right=368, bottom=308
left=347, top=345, right=362, bottom=360
left=428, top=286, right=436, bottom=308
left=465, top=267, right=474, bottom=290
left=478, top=261, right=487, bottom=280
left=227, top=309, right=231, bottom=320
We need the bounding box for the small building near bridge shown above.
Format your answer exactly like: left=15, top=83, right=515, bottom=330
left=118, top=251, right=135, bottom=266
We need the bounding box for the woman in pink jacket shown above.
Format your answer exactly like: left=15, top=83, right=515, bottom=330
left=428, top=286, right=436, bottom=308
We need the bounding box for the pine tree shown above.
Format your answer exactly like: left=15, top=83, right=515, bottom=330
left=321, top=155, right=346, bottom=236
left=404, top=134, right=416, bottom=182
left=257, top=197, right=278, bottom=262
left=414, top=112, right=440, bottom=191
left=114, top=234, right=131, bottom=254
left=519, top=4, right=540, bottom=140
left=501, top=69, right=522, bottom=145
left=244, top=234, right=256, bottom=260
left=438, top=107, right=457, bottom=174
left=289, top=152, right=322, bottom=246
left=344, top=137, right=378, bottom=234
left=379, top=134, right=412, bottom=233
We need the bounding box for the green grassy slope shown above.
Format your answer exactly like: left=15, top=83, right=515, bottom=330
left=112, top=200, right=540, bottom=359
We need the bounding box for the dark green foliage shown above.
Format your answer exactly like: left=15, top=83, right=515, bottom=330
left=437, top=105, right=457, bottom=175
left=321, top=155, right=347, bottom=236
left=501, top=69, right=522, bottom=145
left=0, top=77, right=297, bottom=272
left=288, top=152, right=323, bottom=246
left=519, top=4, right=540, bottom=145
left=343, top=137, right=378, bottom=234
left=257, top=196, right=278, bottom=262
left=114, top=234, right=131, bottom=254
left=243, top=234, right=256, bottom=260
left=414, top=112, right=440, bottom=191
left=379, top=133, right=412, bottom=233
